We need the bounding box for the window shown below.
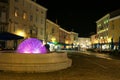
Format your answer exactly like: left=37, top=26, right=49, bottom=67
left=0, top=11, right=6, bottom=22
left=14, top=8, right=19, bottom=17
left=111, top=21, right=114, bottom=30
left=30, top=15, right=33, bottom=21
left=41, top=11, right=43, bottom=14
left=15, top=10, right=18, bottom=17
left=23, top=0, right=24, bottom=6
left=30, top=29, right=32, bottom=35
left=14, top=23, right=18, bottom=32
left=23, top=12, right=27, bottom=19
left=74, top=37, right=76, bottom=40
left=112, top=26, right=114, bottom=30
left=41, top=19, right=43, bottom=24
left=41, top=28, right=43, bottom=35
left=99, top=26, right=103, bottom=30
left=104, top=19, right=109, bottom=24
left=36, top=8, right=39, bottom=12
left=36, top=15, right=38, bottom=22
left=52, top=28, right=54, bottom=33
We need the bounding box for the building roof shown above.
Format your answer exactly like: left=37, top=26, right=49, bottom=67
left=110, top=9, right=120, bottom=18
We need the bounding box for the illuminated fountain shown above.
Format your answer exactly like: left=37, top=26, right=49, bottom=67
left=0, top=38, right=72, bottom=72
left=16, top=38, right=47, bottom=54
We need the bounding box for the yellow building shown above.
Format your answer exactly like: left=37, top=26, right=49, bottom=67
left=91, top=34, right=98, bottom=45
left=109, top=11, right=120, bottom=49
left=46, top=19, right=61, bottom=51
left=59, top=28, right=74, bottom=45
left=59, top=28, right=74, bottom=49
left=94, top=9, right=120, bottom=50
left=69, top=31, right=79, bottom=49
left=46, top=19, right=60, bottom=43
left=46, top=19, right=79, bottom=50
left=70, top=32, right=78, bottom=44
left=46, top=19, right=76, bottom=50
left=0, top=0, right=47, bottom=49
left=96, top=14, right=110, bottom=50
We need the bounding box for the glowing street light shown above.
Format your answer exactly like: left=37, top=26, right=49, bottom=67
left=51, top=37, right=56, bottom=42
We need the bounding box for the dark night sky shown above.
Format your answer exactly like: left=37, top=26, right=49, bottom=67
left=36, top=0, right=120, bottom=37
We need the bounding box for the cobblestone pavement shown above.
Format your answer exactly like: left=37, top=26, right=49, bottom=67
left=1, top=52, right=120, bottom=80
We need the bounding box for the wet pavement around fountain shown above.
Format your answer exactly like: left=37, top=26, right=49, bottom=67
left=1, top=50, right=120, bottom=80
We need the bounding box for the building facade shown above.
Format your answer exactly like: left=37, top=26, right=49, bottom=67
left=92, top=9, right=120, bottom=51
left=0, top=0, right=47, bottom=49
left=109, top=14, right=120, bottom=49
left=46, top=19, right=60, bottom=43
left=0, top=0, right=79, bottom=51
left=69, top=31, right=79, bottom=49
left=46, top=19, right=79, bottom=50
left=96, top=14, right=110, bottom=50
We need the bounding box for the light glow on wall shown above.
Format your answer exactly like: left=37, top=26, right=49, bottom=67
left=108, top=37, right=112, bottom=42
left=51, top=37, right=56, bottom=42
left=15, top=30, right=26, bottom=37
left=65, top=40, right=68, bottom=44
left=98, top=28, right=108, bottom=34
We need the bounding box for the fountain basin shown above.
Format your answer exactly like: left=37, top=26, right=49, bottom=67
left=0, top=52, right=72, bottom=72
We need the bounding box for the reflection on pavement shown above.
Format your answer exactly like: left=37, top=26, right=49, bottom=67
left=83, top=51, right=112, bottom=60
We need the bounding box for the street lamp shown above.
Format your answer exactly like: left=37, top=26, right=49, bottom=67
left=51, top=37, right=56, bottom=42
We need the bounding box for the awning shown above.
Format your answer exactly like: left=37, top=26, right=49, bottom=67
left=0, top=32, right=24, bottom=40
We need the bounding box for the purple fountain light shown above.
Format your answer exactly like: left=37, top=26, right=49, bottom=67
left=16, top=38, right=47, bottom=54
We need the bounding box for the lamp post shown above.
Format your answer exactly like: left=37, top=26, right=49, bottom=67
left=118, top=36, right=120, bottom=50
left=111, top=37, right=114, bottom=50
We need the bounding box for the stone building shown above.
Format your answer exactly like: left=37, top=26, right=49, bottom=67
left=0, top=0, right=47, bottom=49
